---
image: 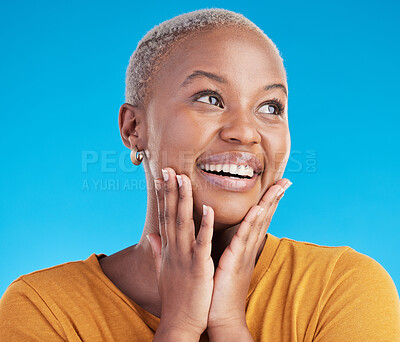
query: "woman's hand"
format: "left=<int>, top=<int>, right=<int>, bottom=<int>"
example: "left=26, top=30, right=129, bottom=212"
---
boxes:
left=147, top=167, right=215, bottom=340
left=207, top=178, right=292, bottom=335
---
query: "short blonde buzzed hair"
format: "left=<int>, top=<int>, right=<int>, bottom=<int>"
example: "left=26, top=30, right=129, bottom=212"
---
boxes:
left=125, top=8, right=282, bottom=108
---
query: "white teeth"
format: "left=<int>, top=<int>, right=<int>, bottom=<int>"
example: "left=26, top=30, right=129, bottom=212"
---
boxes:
left=199, top=163, right=255, bottom=177
left=237, top=165, right=246, bottom=176
left=229, top=164, right=238, bottom=174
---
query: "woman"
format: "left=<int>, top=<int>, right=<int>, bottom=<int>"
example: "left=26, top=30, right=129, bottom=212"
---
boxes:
left=1, top=8, right=399, bottom=342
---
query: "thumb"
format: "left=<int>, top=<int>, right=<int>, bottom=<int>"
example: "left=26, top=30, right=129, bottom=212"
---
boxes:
left=146, top=234, right=162, bottom=279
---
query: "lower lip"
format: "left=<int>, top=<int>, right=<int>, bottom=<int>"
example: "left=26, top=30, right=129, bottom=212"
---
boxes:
left=196, top=166, right=259, bottom=192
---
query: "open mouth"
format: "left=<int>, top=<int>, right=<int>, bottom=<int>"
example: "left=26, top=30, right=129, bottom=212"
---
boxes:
left=197, top=164, right=255, bottom=179
left=196, top=163, right=260, bottom=191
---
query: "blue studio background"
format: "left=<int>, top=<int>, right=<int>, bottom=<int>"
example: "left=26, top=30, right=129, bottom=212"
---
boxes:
left=1, top=0, right=399, bottom=295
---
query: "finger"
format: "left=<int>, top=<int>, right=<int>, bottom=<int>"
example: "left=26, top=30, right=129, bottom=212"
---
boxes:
left=175, top=174, right=196, bottom=254
left=234, top=181, right=290, bottom=257
left=147, top=234, right=162, bottom=282
left=257, top=179, right=289, bottom=209
left=194, top=205, right=214, bottom=263
left=154, top=178, right=167, bottom=248
left=162, top=168, right=179, bottom=247
left=230, top=180, right=293, bottom=264
left=235, top=205, right=264, bottom=246
left=252, top=180, right=292, bottom=248
left=230, top=205, right=264, bottom=257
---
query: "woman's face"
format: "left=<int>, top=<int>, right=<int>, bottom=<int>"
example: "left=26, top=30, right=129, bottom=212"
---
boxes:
left=143, top=26, right=290, bottom=229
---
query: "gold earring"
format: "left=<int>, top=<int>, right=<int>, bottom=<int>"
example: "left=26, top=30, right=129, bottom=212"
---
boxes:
left=130, top=146, right=144, bottom=165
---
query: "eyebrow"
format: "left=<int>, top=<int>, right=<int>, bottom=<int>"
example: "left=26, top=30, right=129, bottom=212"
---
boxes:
left=180, top=70, right=227, bottom=87
left=180, top=69, right=288, bottom=97
left=264, top=83, right=288, bottom=97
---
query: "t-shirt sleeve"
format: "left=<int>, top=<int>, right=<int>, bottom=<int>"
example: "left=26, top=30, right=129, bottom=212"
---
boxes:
left=313, top=248, right=400, bottom=342
left=0, top=278, right=66, bottom=341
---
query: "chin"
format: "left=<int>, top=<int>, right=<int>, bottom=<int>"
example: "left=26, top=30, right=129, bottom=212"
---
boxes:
left=212, top=217, right=243, bottom=231
left=195, top=197, right=253, bottom=228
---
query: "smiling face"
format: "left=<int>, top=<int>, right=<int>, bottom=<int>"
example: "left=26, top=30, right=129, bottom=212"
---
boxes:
left=142, top=25, right=290, bottom=229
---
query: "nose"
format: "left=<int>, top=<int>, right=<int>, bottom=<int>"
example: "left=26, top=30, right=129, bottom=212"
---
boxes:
left=219, top=108, right=261, bottom=145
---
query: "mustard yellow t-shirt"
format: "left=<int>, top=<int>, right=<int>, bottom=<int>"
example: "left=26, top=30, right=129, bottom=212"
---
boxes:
left=1, top=233, right=399, bottom=341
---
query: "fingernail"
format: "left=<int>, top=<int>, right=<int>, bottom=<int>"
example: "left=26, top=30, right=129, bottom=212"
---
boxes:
left=146, top=234, right=150, bottom=243
left=162, top=168, right=169, bottom=181
left=203, top=204, right=208, bottom=216
left=257, top=207, right=265, bottom=216
left=176, top=174, right=183, bottom=187
left=276, top=187, right=285, bottom=199
left=283, top=181, right=292, bottom=191
left=154, top=179, right=161, bottom=191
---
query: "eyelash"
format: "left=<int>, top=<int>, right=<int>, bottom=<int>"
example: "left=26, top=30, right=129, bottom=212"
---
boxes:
left=192, top=89, right=225, bottom=108
left=192, top=89, right=285, bottom=115
left=261, top=97, right=285, bottom=116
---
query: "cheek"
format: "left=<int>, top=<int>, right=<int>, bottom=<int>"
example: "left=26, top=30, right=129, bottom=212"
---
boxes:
left=262, top=126, right=291, bottom=175
left=154, top=114, right=209, bottom=171
left=164, top=116, right=200, bottom=147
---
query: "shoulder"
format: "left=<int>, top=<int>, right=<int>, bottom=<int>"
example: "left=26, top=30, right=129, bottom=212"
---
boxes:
left=274, top=236, right=354, bottom=274
left=273, top=236, right=400, bottom=340
left=316, top=248, right=400, bottom=340
left=277, top=236, right=387, bottom=271
left=276, top=236, right=398, bottom=297
left=317, top=246, right=400, bottom=313
left=326, top=246, right=396, bottom=287
left=8, top=255, right=95, bottom=291
left=1, top=253, right=104, bottom=308
left=0, top=254, right=103, bottom=330
left=0, top=261, right=88, bottom=341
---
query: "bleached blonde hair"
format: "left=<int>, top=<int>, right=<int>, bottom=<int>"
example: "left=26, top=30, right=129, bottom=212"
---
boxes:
left=125, top=8, right=282, bottom=108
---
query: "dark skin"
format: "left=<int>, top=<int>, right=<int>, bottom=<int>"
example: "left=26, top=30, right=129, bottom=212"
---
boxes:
left=100, top=26, right=291, bottom=341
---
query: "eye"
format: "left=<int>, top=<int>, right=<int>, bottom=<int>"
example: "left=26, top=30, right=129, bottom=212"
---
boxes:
left=193, top=89, right=224, bottom=109
left=259, top=104, right=279, bottom=114
left=258, top=99, right=285, bottom=116
left=197, top=95, right=221, bottom=106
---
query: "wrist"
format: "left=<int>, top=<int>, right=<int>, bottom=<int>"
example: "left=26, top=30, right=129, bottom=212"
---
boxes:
left=207, top=323, right=252, bottom=342
left=207, top=314, right=247, bottom=332
left=154, top=323, right=202, bottom=342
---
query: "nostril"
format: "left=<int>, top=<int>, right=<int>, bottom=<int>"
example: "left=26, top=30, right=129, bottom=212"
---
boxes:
left=219, top=122, right=262, bottom=145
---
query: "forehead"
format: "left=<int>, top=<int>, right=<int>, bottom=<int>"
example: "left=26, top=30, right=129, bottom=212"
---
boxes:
left=151, top=26, right=287, bottom=95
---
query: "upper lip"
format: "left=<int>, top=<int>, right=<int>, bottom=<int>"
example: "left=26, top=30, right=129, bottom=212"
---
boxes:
left=196, top=151, right=264, bottom=174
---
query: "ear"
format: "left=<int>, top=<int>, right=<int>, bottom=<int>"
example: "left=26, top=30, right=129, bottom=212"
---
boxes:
left=118, top=103, right=146, bottom=150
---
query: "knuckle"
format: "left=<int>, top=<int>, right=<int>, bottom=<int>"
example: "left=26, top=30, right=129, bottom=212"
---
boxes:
left=164, top=210, right=171, bottom=223
left=178, top=191, right=186, bottom=201
left=196, top=234, right=209, bottom=248
left=236, top=234, right=248, bottom=245
left=196, top=237, right=206, bottom=247
left=163, top=186, right=172, bottom=195
left=157, top=212, right=165, bottom=224
left=175, top=216, right=185, bottom=229
left=199, top=222, right=208, bottom=232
